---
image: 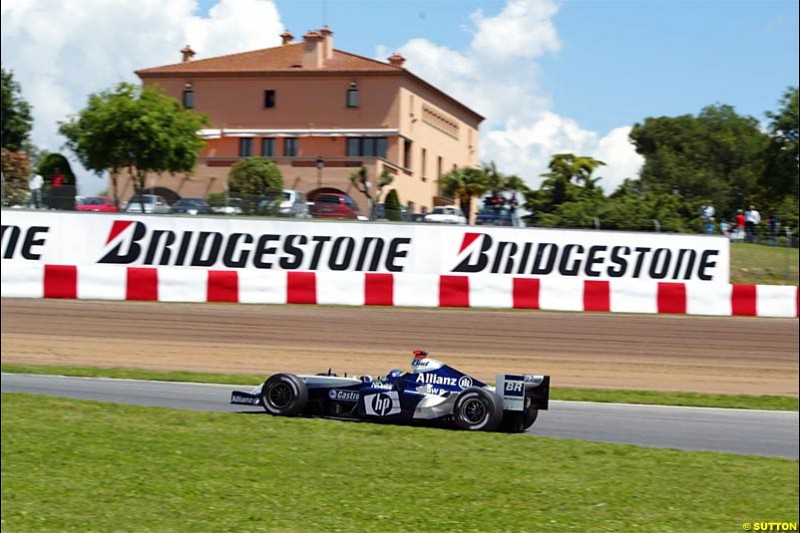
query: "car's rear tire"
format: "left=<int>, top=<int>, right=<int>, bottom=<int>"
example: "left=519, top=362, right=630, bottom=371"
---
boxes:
left=453, top=387, right=503, bottom=431
left=261, top=373, right=308, bottom=416
left=500, top=389, right=540, bottom=433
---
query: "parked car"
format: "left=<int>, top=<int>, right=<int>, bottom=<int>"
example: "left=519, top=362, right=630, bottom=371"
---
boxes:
left=424, top=206, right=467, bottom=225
left=475, top=206, right=520, bottom=227
left=170, top=197, right=211, bottom=215
left=75, top=196, right=118, bottom=212
left=258, top=189, right=310, bottom=218
left=211, top=198, right=243, bottom=216
left=122, top=194, right=171, bottom=214
left=310, top=193, right=360, bottom=219
left=374, top=203, right=409, bottom=221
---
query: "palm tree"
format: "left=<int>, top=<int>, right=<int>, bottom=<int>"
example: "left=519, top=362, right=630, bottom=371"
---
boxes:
left=545, top=153, right=605, bottom=187
left=440, top=166, right=489, bottom=223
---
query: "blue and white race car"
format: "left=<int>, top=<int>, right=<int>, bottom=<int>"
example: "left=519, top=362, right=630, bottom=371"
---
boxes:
left=231, top=351, right=550, bottom=432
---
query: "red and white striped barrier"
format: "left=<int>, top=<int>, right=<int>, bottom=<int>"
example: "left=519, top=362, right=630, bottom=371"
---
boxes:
left=2, top=263, right=796, bottom=317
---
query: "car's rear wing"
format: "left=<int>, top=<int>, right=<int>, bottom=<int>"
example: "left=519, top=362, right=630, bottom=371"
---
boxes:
left=496, top=374, right=550, bottom=411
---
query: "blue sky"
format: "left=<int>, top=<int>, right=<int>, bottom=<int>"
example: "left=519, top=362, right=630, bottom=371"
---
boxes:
left=250, top=0, right=799, bottom=131
left=2, top=0, right=798, bottom=193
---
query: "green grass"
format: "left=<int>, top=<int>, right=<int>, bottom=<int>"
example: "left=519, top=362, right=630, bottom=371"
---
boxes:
left=730, top=242, right=799, bottom=285
left=553, top=387, right=799, bottom=411
left=3, top=363, right=798, bottom=411
left=2, top=394, right=797, bottom=533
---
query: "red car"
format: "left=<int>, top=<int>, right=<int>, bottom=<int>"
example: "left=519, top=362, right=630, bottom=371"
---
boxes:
left=76, top=196, right=118, bottom=212
left=310, top=193, right=360, bottom=219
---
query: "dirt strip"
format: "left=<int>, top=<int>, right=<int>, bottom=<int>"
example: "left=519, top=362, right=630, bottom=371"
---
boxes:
left=1, top=298, right=797, bottom=395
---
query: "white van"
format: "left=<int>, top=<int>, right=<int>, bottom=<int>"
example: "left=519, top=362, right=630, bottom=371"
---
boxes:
left=123, top=194, right=170, bottom=214
left=279, top=190, right=309, bottom=218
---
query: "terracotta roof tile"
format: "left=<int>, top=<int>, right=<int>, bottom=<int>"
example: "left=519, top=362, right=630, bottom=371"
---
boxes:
left=136, top=43, right=398, bottom=75
left=135, top=42, right=484, bottom=122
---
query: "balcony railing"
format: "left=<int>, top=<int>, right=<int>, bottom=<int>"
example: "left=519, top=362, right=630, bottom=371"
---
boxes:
left=198, top=155, right=409, bottom=174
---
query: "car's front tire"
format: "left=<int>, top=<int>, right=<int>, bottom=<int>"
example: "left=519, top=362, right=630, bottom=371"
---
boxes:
left=453, top=387, right=503, bottom=431
left=261, top=373, right=308, bottom=416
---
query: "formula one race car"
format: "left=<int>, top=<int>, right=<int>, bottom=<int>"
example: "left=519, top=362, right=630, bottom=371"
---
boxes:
left=231, top=351, right=550, bottom=433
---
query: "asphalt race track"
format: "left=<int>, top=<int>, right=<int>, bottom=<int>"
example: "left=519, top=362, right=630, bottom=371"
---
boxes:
left=3, top=373, right=797, bottom=459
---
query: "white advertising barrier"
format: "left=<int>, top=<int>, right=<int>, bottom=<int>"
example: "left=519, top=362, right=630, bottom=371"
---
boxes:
left=2, top=210, right=729, bottom=283
left=2, top=211, right=795, bottom=317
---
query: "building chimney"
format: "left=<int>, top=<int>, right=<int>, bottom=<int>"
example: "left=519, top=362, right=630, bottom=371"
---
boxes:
left=280, top=30, right=294, bottom=45
left=302, top=30, right=324, bottom=68
left=320, top=26, right=334, bottom=60
left=388, top=53, right=405, bottom=68
left=181, top=45, right=196, bottom=63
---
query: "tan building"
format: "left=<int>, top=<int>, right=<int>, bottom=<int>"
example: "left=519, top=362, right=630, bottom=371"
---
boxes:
left=120, top=27, right=483, bottom=214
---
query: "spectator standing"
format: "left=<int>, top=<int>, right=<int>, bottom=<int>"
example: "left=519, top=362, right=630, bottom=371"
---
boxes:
left=49, top=168, right=67, bottom=210
left=28, top=172, right=43, bottom=208
left=702, top=201, right=716, bottom=235
left=768, top=213, right=779, bottom=246
left=719, top=220, right=729, bottom=238
left=734, top=210, right=746, bottom=242
left=52, top=170, right=64, bottom=188
left=745, top=205, right=761, bottom=243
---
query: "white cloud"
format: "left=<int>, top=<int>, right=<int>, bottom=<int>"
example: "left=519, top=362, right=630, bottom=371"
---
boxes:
left=386, top=0, right=643, bottom=192
left=592, top=126, right=644, bottom=190
left=2, top=0, right=643, bottom=195
left=470, top=0, right=561, bottom=60
left=1, top=0, right=283, bottom=194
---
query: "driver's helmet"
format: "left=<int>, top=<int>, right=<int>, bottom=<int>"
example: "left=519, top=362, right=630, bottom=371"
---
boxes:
left=384, top=369, right=403, bottom=383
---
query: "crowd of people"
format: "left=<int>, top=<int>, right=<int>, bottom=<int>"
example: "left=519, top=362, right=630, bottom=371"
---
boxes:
left=26, top=169, right=66, bottom=209
left=701, top=201, right=780, bottom=245
left=484, top=191, right=518, bottom=211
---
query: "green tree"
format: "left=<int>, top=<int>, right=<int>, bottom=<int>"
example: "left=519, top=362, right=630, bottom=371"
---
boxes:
left=228, top=157, right=283, bottom=215
left=59, top=82, right=208, bottom=209
left=763, top=86, right=799, bottom=203
left=524, top=154, right=606, bottom=227
left=1, top=149, right=31, bottom=205
left=228, top=157, right=283, bottom=195
left=604, top=187, right=696, bottom=233
left=629, top=104, right=769, bottom=217
left=440, top=166, right=489, bottom=223
left=480, top=160, right=529, bottom=208
left=349, top=166, right=394, bottom=220
left=1, top=67, right=33, bottom=151
left=383, top=188, right=402, bottom=221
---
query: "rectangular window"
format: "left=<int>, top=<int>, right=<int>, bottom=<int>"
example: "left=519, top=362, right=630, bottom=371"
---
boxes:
left=182, top=91, right=194, bottom=109
left=284, top=137, right=298, bottom=157
left=346, top=89, right=359, bottom=108
left=346, top=138, right=360, bottom=157
left=421, top=148, right=427, bottom=179
left=437, top=156, right=443, bottom=178
left=264, top=90, right=275, bottom=108
left=403, top=139, right=412, bottom=169
left=345, top=137, right=387, bottom=158
left=376, top=138, right=387, bottom=159
left=239, top=138, right=253, bottom=157
left=261, top=138, right=275, bottom=157
left=363, top=138, right=376, bottom=157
